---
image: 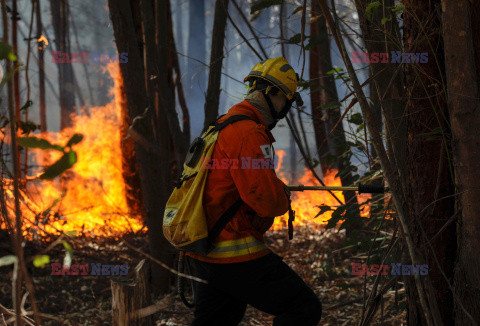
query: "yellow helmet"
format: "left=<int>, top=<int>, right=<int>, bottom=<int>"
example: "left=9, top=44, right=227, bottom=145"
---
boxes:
left=244, top=57, right=299, bottom=100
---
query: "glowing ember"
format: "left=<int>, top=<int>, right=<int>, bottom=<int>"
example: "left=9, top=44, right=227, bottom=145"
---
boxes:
left=2, top=63, right=142, bottom=239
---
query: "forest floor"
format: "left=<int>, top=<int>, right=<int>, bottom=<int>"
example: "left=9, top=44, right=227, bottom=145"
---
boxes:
left=0, top=226, right=406, bottom=325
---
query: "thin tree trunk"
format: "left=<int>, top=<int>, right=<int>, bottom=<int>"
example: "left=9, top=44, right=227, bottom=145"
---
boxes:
left=50, top=0, right=76, bottom=130
left=1, top=2, right=21, bottom=323
left=279, top=1, right=297, bottom=183
left=11, top=0, right=21, bottom=179
left=2, top=3, right=41, bottom=323
left=311, top=0, right=361, bottom=235
left=354, top=0, right=404, bottom=179
left=400, top=0, right=456, bottom=324
left=24, top=1, right=36, bottom=177
left=167, top=0, right=190, bottom=147
left=310, top=0, right=332, bottom=177
left=36, top=0, right=46, bottom=133
left=442, top=0, right=480, bottom=324
left=71, top=13, right=94, bottom=106
left=203, top=0, right=229, bottom=129
left=187, top=0, right=206, bottom=135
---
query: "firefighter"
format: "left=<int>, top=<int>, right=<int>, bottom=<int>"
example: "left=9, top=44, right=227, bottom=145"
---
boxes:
left=186, top=57, right=322, bottom=325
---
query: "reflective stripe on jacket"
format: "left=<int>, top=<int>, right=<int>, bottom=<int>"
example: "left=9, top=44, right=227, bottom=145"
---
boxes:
left=186, top=101, right=290, bottom=263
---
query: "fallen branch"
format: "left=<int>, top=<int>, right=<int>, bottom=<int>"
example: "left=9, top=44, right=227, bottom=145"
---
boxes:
left=122, top=241, right=207, bottom=284
left=0, top=303, right=35, bottom=326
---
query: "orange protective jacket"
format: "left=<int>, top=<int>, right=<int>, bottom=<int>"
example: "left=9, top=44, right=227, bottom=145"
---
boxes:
left=186, top=101, right=290, bottom=263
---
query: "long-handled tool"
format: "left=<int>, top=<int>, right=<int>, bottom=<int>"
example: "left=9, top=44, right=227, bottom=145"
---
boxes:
left=285, top=184, right=387, bottom=240
left=287, top=184, right=388, bottom=194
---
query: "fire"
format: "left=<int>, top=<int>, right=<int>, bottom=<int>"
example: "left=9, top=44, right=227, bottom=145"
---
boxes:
left=37, top=35, right=48, bottom=50
left=1, top=63, right=142, bottom=239
left=272, top=150, right=370, bottom=230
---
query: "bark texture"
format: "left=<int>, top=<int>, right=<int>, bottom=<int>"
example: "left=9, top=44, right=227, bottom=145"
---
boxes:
left=402, top=0, right=456, bottom=324
left=311, top=0, right=361, bottom=235
left=108, top=0, right=181, bottom=293
left=203, top=0, right=229, bottom=129
left=442, top=0, right=480, bottom=324
left=50, top=0, right=76, bottom=130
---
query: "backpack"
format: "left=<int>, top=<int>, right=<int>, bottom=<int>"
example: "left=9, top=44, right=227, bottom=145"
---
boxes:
left=163, top=115, right=255, bottom=255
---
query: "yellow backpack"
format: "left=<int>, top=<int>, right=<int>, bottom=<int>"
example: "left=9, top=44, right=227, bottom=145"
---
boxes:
left=163, top=115, right=254, bottom=255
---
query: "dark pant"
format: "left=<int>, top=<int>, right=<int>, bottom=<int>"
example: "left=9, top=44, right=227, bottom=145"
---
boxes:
left=186, top=253, right=322, bottom=326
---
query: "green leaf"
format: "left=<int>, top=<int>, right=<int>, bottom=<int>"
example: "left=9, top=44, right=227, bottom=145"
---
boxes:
left=40, top=151, right=77, bottom=180
left=326, top=206, right=347, bottom=229
left=65, top=133, right=84, bottom=147
left=17, top=121, right=41, bottom=135
left=314, top=205, right=332, bottom=218
left=381, top=16, right=392, bottom=25
left=327, top=68, right=344, bottom=75
left=392, top=4, right=405, bottom=13
left=319, top=101, right=341, bottom=110
left=18, top=136, right=64, bottom=151
left=66, top=230, right=77, bottom=236
left=349, top=113, right=363, bottom=125
left=0, top=42, right=15, bottom=61
left=366, top=1, right=381, bottom=19
left=33, top=255, right=50, bottom=268
left=286, top=33, right=303, bottom=44
left=0, top=255, right=17, bottom=267
left=20, top=100, right=33, bottom=113
left=298, top=80, right=314, bottom=89
left=62, top=241, right=73, bottom=253
left=289, top=5, right=303, bottom=17
left=251, top=0, right=283, bottom=14
left=8, top=52, right=17, bottom=61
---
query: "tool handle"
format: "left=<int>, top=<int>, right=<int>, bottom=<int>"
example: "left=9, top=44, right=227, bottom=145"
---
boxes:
left=358, top=184, right=387, bottom=194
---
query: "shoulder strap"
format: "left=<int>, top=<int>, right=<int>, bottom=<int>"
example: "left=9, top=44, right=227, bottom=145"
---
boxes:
left=213, top=114, right=255, bottom=132
left=208, top=197, right=244, bottom=245
left=205, top=115, right=255, bottom=246
left=206, top=114, right=256, bottom=135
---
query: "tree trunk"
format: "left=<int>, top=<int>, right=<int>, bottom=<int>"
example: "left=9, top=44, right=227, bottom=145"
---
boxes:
left=108, top=0, right=178, bottom=294
left=118, top=74, right=145, bottom=220
left=187, top=0, right=206, bottom=136
left=402, top=0, right=456, bottom=324
left=354, top=0, right=405, bottom=181
left=203, top=0, right=229, bottom=129
left=36, top=0, right=46, bottom=133
left=11, top=0, right=20, bottom=123
left=311, top=0, right=361, bottom=235
left=50, top=0, right=76, bottom=130
left=111, top=259, right=152, bottom=326
left=167, top=0, right=190, bottom=147
left=279, top=1, right=297, bottom=183
left=11, top=0, right=22, bottom=178
left=442, top=0, right=480, bottom=324
left=310, top=0, right=333, bottom=177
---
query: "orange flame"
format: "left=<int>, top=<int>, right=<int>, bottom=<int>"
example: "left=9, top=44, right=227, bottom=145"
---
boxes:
left=37, top=35, right=48, bottom=50
left=1, top=63, right=142, bottom=239
left=272, top=150, right=370, bottom=230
